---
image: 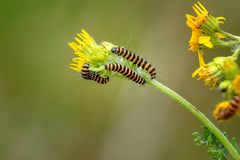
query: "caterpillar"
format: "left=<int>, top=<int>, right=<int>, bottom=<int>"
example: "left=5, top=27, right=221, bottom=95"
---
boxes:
left=89, top=72, right=109, bottom=84
left=81, top=63, right=109, bottom=84
left=105, top=63, right=145, bottom=85
left=111, top=47, right=156, bottom=79
left=81, top=63, right=91, bottom=79
left=214, top=96, right=240, bottom=121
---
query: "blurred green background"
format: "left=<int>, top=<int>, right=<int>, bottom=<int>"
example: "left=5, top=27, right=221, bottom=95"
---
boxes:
left=1, top=0, right=240, bottom=159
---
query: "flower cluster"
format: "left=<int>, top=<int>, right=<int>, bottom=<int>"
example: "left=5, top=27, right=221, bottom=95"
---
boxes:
left=186, top=2, right=240, bottom=121
left=186, top=2, right=225, bottom=66
left=68, top=29, right=155, bottom=85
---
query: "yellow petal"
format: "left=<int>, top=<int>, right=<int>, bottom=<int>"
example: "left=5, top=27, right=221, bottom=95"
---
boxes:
left=192, top=5, right=201, bottom=16
left=69, top=66, right=81, bottom=72
left=197, top=2, right=208, bottom=12
left=194, top=3, right=204, bottom=14
left=197, top=49, right=206, bottom=66
left=199, top=36, right=213, bottom=48
left=216, top=17, right=226, bottom=21
left=186, top=14, right=196, bottom=29
left=81, top=29, right=91, bottom=39
left=68, top=42, right=80, bottom=51
left=215, top=32, right=225, bottom=39
left=75, top=38, right=82, bottom=44
left=192, top=67, right=202, bottom=78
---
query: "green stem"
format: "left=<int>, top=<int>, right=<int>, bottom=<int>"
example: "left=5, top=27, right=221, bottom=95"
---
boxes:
left=231, top=47, right=240, bottom=61
left=220, top=30, right=240, bottom=41
left=216, top=40, right=240, bottom=48
left=148, top=79, right=240, bottom=160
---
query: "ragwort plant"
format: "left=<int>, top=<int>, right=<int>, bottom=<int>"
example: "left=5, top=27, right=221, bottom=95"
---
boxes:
left=68, top=2, right=240, bottom=160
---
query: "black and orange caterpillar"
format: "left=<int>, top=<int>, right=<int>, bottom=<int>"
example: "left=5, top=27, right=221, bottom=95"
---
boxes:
left=111, top=47, right=156, bottom=79
left=105, top=63, right=145, bottom=85
left=214, top=96, right=240, bottom=121
left=81, top=63, right=109, bottom=84
left=81, top=63, right=91, bottom=79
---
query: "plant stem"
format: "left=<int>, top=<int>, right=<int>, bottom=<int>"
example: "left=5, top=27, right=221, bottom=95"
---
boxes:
left=217, top=40, right=240, bottom=48
left=220, top=30, right=240, bottom=41
left=231, top=47, right=240, bottom=61
left=148, top=79, right=240, bottom=160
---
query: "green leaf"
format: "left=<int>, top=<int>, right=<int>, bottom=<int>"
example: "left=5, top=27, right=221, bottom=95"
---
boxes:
left=193, top=126, right=230, bottom=160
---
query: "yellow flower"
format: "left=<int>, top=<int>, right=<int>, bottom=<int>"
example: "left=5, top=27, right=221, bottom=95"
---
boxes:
left=233, top=75, right=240, bottom=95
left=192, top=64, right=220, bottom=88
left=188, top=29, right=213, bottom=52
left=186, top=2, right=225, bottom=53
left=192, top=55, right=240, bottom=88
left=68, top=29, right=96, bottom=53
left=191, top=2, right=208, bottom=28
left=68, top=29, right=112, bottom=72
left=186, top=2, right=225, bottom=33
left=192, top=52, right=223, bottom=88
left=68, top=29, right=96, bottom=72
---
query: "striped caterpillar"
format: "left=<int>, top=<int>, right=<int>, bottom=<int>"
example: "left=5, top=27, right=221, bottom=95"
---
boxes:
left=214, top=96, right=240, bottom=121
left=81, top=63, right=109, bottom=84
left=105, top=63, right=145, bottom=85
left=111, top=47, right=156, bottom=79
